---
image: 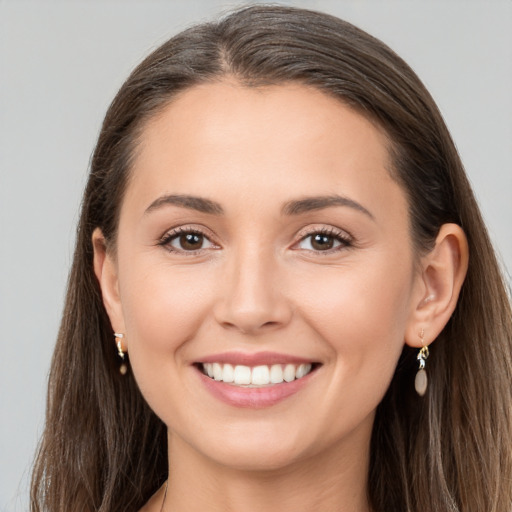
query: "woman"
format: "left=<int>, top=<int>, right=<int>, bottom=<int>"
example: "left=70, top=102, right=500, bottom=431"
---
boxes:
left=31, top=5, right=512, bottom=512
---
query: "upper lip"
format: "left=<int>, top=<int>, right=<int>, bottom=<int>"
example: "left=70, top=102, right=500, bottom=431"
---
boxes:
left=197, top=351, right=318, bottom=366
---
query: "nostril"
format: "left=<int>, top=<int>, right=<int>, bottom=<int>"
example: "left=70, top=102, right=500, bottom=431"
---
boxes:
left=213, top=288, right=293, bottom=334
left=222, top=319, right=283, bottom=335
left=261, top=321, right=281, bottom=329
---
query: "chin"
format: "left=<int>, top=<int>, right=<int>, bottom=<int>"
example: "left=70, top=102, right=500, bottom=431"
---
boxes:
left=178, top=423, right=313, bottom=473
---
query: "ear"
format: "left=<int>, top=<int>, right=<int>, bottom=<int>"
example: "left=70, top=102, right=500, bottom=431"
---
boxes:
left=92, top=228, right=126, bottom=344
left=405, top=223, right=469, bottom=348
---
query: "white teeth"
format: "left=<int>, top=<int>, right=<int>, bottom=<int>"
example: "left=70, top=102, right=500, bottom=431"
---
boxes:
left=296, top=363, right=312, bottom=379
left=251, top=365, right=270, bottom=385
left=222, top=363, right=234, bottom=383
left=201, top=362, right=314, bottom=386
left=233, top=365, right=251, bottom=385
left=213, top=363, right=222, bottom=381
left=270, top=364, right=284, bottom=383
left=283, top=364, right=296, bottom=382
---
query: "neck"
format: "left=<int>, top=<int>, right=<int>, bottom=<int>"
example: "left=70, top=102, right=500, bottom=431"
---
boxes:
left=162, top=427, right=372, bottom=512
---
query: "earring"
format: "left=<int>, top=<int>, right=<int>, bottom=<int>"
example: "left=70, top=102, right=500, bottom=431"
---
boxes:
left=114, top=333, right=128, bottom=375
left=415, top=328, right=429, bottom=396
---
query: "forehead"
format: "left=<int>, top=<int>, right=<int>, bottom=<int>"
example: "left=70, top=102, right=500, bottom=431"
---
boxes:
left=124, top=81, right=405, bottom=221
left=139, top=81, right=391, bottom=163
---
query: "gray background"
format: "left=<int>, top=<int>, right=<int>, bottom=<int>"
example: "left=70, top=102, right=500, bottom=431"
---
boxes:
left=1, top=1, right=511, bottom=510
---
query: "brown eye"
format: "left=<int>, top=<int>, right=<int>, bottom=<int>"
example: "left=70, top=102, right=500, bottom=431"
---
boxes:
left=311, top=233, right=334, bottom=250
left=179, top=233, right=204, bottom=250
left=296, top=230, right=351, bottom=252
left=163, top=230, right=215, bottom=252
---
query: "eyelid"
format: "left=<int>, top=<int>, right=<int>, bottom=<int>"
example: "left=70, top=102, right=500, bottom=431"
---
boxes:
left=295, top=224, right=353, bottom=241
left=292, top=225, right=354, bottom=253
left=157, top=224, right=220, bottom=253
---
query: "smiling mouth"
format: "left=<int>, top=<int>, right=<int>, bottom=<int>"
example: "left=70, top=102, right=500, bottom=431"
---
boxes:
left=199, top=362, right=318, bottom=387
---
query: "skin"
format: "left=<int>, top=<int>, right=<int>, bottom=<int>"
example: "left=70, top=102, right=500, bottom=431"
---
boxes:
left=93, top=82, right=468, bottom=512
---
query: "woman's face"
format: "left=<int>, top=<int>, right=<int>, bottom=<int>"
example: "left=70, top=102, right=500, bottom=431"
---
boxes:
left=104, top=82, right=423, bottom=471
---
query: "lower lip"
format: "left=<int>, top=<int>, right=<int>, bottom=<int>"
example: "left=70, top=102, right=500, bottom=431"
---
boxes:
left=197, top=368, right=316, bottom=408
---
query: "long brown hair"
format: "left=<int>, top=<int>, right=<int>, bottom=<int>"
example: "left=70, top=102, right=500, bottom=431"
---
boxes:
left=31, top=5, right=512, bottom=511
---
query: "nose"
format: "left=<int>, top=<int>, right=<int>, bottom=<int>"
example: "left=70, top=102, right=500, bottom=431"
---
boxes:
left=213, top=245, right=293, bottom=335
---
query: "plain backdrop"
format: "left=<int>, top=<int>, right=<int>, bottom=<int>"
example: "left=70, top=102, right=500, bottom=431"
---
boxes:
left=1, top=1, right=511, bottom=510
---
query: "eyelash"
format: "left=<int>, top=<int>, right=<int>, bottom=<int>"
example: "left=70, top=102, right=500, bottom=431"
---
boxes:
left=294, top=227, right=353, bottom=254
left=158, top=226, right=217, bottom=255
left=157, top=226, right=353, bottom=255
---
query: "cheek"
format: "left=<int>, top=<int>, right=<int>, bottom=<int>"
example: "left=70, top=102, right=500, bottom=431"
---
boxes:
left=116, top=258, right=220, bottom=421
left=119, top=260, right=215, bottom=361
left=295, top=259, right=414, bottom=390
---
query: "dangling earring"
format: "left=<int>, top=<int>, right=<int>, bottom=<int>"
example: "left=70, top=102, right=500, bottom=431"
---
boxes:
left=114, top=333, right=128, bottom=375
left=415, top=328, right=429, bottom=396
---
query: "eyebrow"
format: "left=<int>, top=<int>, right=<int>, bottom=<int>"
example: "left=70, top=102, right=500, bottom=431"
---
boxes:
left=281, top=194, right=374, bottom=219
left=144, top=194, right=224, bottom=215
left=144, top=193, right=373, bottom=219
